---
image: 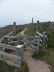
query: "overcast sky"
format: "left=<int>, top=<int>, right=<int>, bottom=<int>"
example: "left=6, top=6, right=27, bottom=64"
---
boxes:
left=0, top=0, right=54, bottom=27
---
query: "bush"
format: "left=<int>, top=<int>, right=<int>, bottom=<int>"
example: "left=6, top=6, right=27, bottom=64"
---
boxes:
left=15, top=62, right=29, bottom=72
left=47, top=30, right=54, bottom=48
left=13, top=38, right=19, bottom=41
left=5, top=49, right=13, bottom=53
left=32, top=50, right=46, bottom=60
left=0, top=61, right=29, bottom=72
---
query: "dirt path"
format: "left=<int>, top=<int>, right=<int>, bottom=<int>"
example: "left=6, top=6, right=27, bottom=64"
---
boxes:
left=4, top=28, right=50, bottom=72
left=23, top=48, right=50, bottom=72
left=22, top=28, right=50, bottom=72
left=20, top=27, right=27, bottom=35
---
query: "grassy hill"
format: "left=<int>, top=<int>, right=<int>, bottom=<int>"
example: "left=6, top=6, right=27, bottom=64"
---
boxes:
left=0, top=25, right=13, bottom=38
left=25, top=22, right=54, bottom=35
left=24, top=22, right=54, bottom=72
left=0, top=25, right=25, bottom=38
left=0, top=22, right=54, bottom=72
left=0, top=60, right=29, bottom=72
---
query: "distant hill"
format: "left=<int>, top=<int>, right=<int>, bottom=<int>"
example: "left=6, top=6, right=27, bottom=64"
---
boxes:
left=0, top=24, right=25, bottom=38
left=0, top=22, right=54, bottom=38
left=0, top=25, right=13, bottom=38
left=0, top=22, right=54, bottom=72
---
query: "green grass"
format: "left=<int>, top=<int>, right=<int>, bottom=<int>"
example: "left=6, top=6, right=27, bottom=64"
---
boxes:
left=32, top=48, right=54, bottom=72
left=24, top=25, right=36, bottom=36
left=24, top=22, right=54, bottom=72
left=16, top=25, right=25, bottom=35
left=32, top=30, right=54, bottom=72
left=50, top=67, right=54, bottom=72
left=0, top=25, right=13, bottom=38
left=0, top=25, right=25, bottom=39
left=0, top=60, right=29, bottom=72
left=15, top=61, right=29, bottom=72
left=12, top=38, right=19, bottom=41
left=0, top=60, right=15, bottom=72
left=39, top=22, right=51, bottom=31
left=47, top=30, right=54, bottom=48
left=4, top=49, right=13, bottom=53
left=0, top=22, right=54, bottom=72
left=32, top=48, right=54, bottom=66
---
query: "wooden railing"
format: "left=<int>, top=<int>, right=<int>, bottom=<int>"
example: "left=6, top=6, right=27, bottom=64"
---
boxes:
left=0, top=43, right=24, bottom=68
left=36, top=21, right=47, bottom=52
left=0, top=21, right=48, bottom=68
left=4, top=35, right=40, bottom=54
left=0, top=31, right=13, bottom=43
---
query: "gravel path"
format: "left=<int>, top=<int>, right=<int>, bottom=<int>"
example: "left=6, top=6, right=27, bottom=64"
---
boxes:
left=4, top=27, right=50, bottom=72
left=20, top=27, right=27, bottom=35
left=22, top=28, right=50, bottom=72
left=23, top=48, right=50, bottom=72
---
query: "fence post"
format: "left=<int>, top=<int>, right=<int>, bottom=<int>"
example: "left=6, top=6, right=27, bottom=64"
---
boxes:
left=19, top=34, right=24, bottom=45
left=0, top=48, right=3, bottom=60
left=42, top=32, right=47, bottom=52
left=13, top=22, right=16, bottom=36
left=19, top=34, right=21, bottom=44
left=36, top=21, right=39, bottom=32
left=4, top=36, right=8, bottom=44
left=36, top=38, right=40, bottom=54
left=16, top=45, right=24, bottom=67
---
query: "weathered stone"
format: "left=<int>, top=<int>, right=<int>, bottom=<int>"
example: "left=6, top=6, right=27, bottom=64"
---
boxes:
left=13, top=22, right=16, bottom=35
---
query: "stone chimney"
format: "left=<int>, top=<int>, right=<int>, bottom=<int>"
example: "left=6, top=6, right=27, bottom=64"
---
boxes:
left=13, top=22, right=16, bottom=36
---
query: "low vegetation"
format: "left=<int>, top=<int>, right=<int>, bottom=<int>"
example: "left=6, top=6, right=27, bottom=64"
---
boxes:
left=0, top=60, right=29, bottom=72
left=0, top=25, right=25, bottom=38
left=0, top=25, right=13, bottom=38
left=12, top=38, right=19, bottom=41
left=0, top=22, right=54, bottom=72
left=16, top=25, right=25, bottom=35
left=24, top=23, right=36, bottom=36
left=25, top=22, right=54, bottom=72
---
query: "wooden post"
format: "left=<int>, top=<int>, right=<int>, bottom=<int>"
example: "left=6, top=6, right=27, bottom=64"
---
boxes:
left=2, top=36, right=8, bottom=52
left=0, top=47, right=3, bottom=60
left=36, top=39, right=40, bottom=54
left=19, top=34, right=21, bottom=44
left=13, top=22, right=16, bottom=36
left=4, top=36, right=8, bottom=44
left=19, top=34, right=24, bottom=44
left=36, top=21, right=39, bottom=32
left=16, top=45, right=24, bottom=67
left=42, top=32, right=47, bottom=52
left=1, top=36, right=8, bottom=59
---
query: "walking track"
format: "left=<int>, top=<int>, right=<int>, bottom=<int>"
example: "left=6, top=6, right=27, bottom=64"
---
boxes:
left=21, top=28, right=50, bottom=72
left=4, top=28, right=50, bottom=72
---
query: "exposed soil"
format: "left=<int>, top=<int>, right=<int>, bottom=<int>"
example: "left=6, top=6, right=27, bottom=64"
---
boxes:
left=23, top=47, right=50, bottom=72
left=21, top=28, right=50, bottom=72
